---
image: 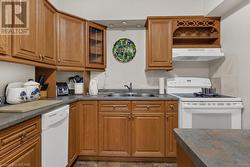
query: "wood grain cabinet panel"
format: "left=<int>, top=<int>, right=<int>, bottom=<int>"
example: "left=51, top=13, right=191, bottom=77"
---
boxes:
left=165, top=101, right=178, bottom=113
left=68, top=103, right=79, bottom=166
left=0, top=36, right=11, bottom=56
left=0, top=117, right=41, bottom=159
left=12, top=0, right=40, bottom=62
left=131, top=113, right=165, bottom=157
left=0, top=117, right=41, bottom=167
left=146, top=18, right=172, bottom=70
left=99, top=101, right=131, bottom=112
left=0, top=137, right=41, bottom=167
left=99, top=112, right=131, bottom=157
left=132, top=101, right=164, bottom=113
left=79, top=101, right=98, bottom=155
left=39, top=0, right=57, bottom=65
left=166, top=113, right=178, bottom=157
left=57, top=13, right=85, bottom=67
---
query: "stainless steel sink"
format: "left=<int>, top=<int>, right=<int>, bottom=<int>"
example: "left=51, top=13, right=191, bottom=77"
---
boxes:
left=106, top=93, right=157, bottom=97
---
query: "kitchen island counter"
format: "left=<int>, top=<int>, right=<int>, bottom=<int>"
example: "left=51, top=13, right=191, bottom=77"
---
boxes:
left=174, top=129, right=250, bottom=167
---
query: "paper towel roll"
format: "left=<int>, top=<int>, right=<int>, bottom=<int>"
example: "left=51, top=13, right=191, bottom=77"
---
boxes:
left=159, top=78, right=165, bottom=95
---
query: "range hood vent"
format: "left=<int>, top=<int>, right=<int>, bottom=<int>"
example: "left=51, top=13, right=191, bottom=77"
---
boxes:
left=172, top=48, right=224, bottom=62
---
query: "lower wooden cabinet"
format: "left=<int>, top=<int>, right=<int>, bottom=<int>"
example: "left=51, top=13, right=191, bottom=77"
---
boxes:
left=0, top=117, right=41, bottom=167
left=77, top=99, right=178, bottom=159
left=131, top=113, right=165, bottom=157
left=68, top=103, right=79, bottom=166
left=0, top=137, right=41, bottom=167
left=99, top=112, right=131, bottom=157
left=166, top=113, right=178, bottom=157
left=78, top=101, right=98, bottom=155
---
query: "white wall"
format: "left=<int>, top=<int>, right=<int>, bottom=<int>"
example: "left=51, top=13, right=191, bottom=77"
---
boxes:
left=91, top=30, right=209, bottom=89
left=0, top=62, right=35, bottom=96
left=56, top=0, right=204, bottom=20
left=209, top=2, right=250, bottom=129
left=204, top=0, right=224, bottom=15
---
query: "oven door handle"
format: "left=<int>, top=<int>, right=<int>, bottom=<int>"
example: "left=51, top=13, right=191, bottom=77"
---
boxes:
left=184, top=108, right=242, bottom=114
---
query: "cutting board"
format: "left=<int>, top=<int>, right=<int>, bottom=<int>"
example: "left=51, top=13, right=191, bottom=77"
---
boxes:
left=0, top=100, right=63, bottom=113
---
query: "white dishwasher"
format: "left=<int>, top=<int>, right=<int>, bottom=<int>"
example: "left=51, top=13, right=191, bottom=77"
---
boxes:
left=42, top=105, right=69, bottom=167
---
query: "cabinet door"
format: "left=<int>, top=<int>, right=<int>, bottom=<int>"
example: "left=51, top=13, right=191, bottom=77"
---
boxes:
left=86, top=22, right=106, bottom=69
left=99, top=112, right=131, bottom=157
left=12, top=0, right=40, bottom=62
left=166, top=113, right=178, bottom=157
left=39, top=0, right=56, bottom=65
left=79, top=101, right=98, bottom=155
left=131, top=113, right=165, bottom=157
left=147, top=19, right=172, bottom=70
left=0, top=36, right=11, bottom=56
left=57, top=13, right=84, bottom=67
left=68, top=103, right=78, bottom=166
left=0, top=137, right=41, bottom=167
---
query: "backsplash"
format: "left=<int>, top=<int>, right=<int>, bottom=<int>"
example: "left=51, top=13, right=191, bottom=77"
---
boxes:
left=0, top=62, right=35, bottom=96
left=91, top=29, right=210, bottom=89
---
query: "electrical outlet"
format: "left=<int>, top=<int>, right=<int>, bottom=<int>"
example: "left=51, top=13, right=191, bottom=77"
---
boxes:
left=0, top=97, right=4, bottom=105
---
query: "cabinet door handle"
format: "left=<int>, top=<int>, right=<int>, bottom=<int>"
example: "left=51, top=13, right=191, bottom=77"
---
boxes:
left=170, top=104, right=174, bottom=110
left=58, top=58, right=61, bottom=62
left=39, top=54, right=42, bottom=60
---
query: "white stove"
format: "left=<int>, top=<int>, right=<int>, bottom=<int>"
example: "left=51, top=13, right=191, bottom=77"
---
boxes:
left=167, top=77, right=243, bottom=129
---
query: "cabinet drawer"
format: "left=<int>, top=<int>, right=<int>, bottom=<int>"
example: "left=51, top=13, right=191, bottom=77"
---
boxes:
left=166, top=101, right=178, bottom=113
left=132, top=101, right=164, bottom=113
left=99, top=101, right=131, bottom=112
left=0, top=116, right=41, bottom=158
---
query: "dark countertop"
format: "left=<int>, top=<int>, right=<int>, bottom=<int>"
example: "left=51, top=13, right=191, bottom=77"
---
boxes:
left=174, top=129, right=250, bottom=167
left=0, top=93, right=178, bottom=131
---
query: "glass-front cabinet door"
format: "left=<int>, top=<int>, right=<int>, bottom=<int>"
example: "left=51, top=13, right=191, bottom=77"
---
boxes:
left=86, top=22, right=106, bottom=69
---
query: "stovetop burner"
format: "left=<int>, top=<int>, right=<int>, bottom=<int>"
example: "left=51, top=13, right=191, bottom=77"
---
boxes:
left=194, top=92, right=219, bottom=97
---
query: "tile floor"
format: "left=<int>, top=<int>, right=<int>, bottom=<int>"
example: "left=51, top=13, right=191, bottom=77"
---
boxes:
left=74, top=161, right=176, bottom=167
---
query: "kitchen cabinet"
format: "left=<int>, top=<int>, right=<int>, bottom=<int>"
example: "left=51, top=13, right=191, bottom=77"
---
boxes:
left=57, top=13, right=85, bottom=67
left=86, top=21, right=106, bottom=69
left=99, top=112, right=131, bottom=157
left=0, top=137, right=41, bottom=167
left=172, top=17, right=221, bottom=48
left=165, top=101, right=178, bottom=157
left=68, top=103, right=78, bottom=166
left=98, top=101, right=166, bottom=158
left=12, top=0, right=40, bottom=62
left=0, top=117, right=41, bottom=167
left=39, top=0, right=57, bottom=65
left=0, top=35, right=11, bottom=56
left=146, top=18, right=173, bottom=70
left=131, top=110, right=165, bottom=157
left=79, top=101, right=98, bottom=155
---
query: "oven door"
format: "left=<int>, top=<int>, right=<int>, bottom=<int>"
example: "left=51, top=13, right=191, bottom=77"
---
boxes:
left=180, top=102, right=242, bottom=129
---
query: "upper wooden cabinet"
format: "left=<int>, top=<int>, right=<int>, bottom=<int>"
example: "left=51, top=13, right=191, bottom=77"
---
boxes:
left=0, top=36, right=11, bottom=56
left=172, top=17, right=221, bottom=48
left=146, top=18, right=173, bottom=70
left=12, top=0, right=40, bottom=62
left=39, top=0, right=57, bottom=65
left=86, top=21, right=106, bottom=69
left=57, top=13, right=85, bottom=67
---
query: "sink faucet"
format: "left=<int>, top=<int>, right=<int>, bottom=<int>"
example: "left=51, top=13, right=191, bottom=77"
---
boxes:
left=124, top=83, right=133, bottom=93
